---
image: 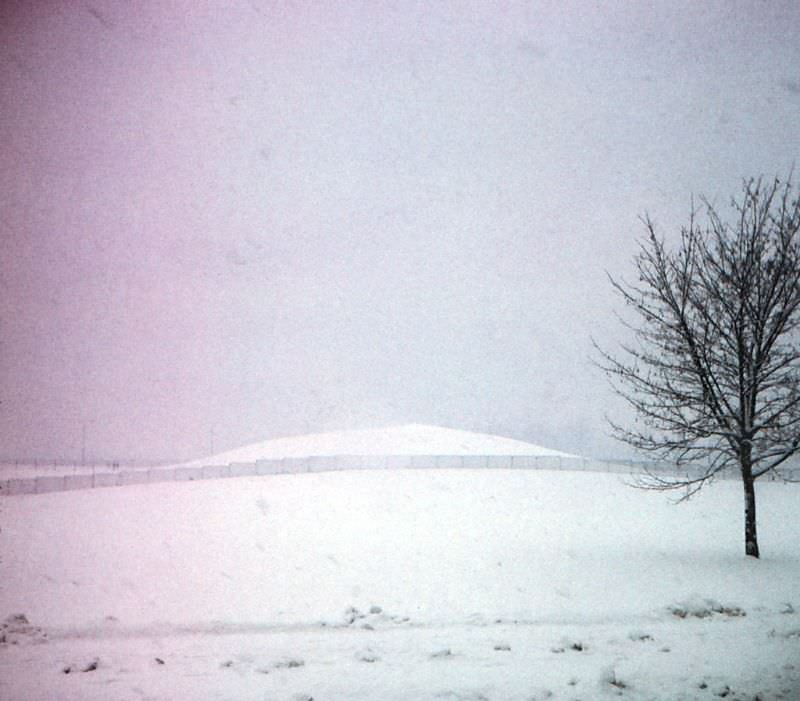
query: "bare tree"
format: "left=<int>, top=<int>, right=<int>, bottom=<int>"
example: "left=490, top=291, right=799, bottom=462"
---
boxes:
left=597, top=176, right=800, bottom=558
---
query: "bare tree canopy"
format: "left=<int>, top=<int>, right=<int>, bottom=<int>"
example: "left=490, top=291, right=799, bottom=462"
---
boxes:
left=598, top=176, right=800, bottom=558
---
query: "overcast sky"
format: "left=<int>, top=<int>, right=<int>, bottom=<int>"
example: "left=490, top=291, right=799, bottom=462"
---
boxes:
left=2, top=1, right=799, bottom=463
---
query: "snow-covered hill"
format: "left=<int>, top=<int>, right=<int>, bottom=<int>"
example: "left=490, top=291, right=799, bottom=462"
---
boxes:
left=185, top=423, right=577, bottom=467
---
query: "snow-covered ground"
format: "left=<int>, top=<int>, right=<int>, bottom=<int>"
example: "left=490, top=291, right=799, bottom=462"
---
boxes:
left=1, top=463, right=798, bottom=700
left=0, top=421, right=797, bottom=699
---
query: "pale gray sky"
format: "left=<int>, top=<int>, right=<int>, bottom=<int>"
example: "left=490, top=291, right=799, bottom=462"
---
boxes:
left=2, top=1, right=799, bottom=462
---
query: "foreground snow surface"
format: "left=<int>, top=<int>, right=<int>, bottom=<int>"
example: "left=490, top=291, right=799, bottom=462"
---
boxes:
left=1, top=468, right=798, bottom=700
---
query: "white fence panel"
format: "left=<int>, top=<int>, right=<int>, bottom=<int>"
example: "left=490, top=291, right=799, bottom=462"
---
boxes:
left=120, top=470, right=150, bottom=486
left=255, top=460, right=276, bottom=475
left=64, top=474, right=93, bottom=491
left=35, top=476, right=65, bottom=494
left=147, top=468, right=174, bottom=484
left=173, top=467, right=199, bottom=481
left=461, top=455, right=488, bottom=468
left=335, top=455, right=364, bottom=470
left=7, top=479, right=36, bottom=495
left=386, top=454, right=413, bottom=469
left=93, top=472, right=121, bottom=488
left=229, top=462, right=257, bottom=478
left=202, top=464, right=231, bottom=479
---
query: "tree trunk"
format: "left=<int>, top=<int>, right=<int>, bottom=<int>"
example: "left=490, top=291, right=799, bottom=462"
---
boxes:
left=741, top=452, right=760, bottom=558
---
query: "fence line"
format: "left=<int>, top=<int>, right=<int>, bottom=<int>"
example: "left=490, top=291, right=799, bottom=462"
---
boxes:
left=1, top=454, right=798, bottom=497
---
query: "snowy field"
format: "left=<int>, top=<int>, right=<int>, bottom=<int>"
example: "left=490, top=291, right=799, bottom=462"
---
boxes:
left=1, top=466, right=799, bottom=700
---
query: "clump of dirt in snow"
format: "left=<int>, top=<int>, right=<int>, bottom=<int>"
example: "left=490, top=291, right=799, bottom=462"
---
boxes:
left=434, top=692, right=488, bottom=701
left=550, top=638, right=587, bottom=653
left=273, top=657, right=305, bottom=669
left=600, top=665, right=628, bottom=693
left=250, top=657, right=305, bottom=674
left=342, top=605, right=410, bottom=628
left=62, top=657, right=100, bottom=674
left=430, top=648, right=454, bottom=659
left=668, top=597, right=746, bottom=619
left=768, top=627, right=800, bottom=640
left=0, top=614, right=47, bottom=646
left=628, top=630, right=654, bottom=642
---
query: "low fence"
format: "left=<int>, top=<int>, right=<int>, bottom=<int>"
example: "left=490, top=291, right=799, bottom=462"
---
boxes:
left=1, top=454, right=798, bottom=497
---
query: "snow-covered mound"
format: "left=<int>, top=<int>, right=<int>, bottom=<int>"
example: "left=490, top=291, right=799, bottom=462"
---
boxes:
left=186, top=424, right=577, bottom=467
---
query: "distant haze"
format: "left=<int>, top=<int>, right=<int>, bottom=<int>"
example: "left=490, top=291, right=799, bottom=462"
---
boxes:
left=2, top=2, right=799, bottom=462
